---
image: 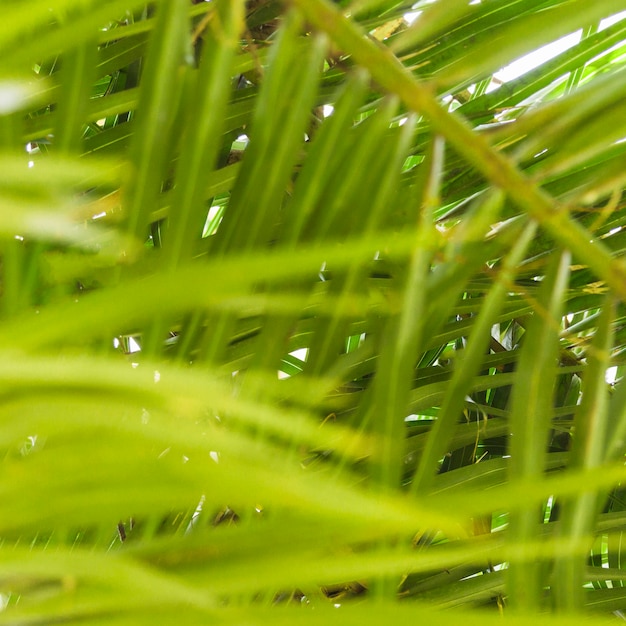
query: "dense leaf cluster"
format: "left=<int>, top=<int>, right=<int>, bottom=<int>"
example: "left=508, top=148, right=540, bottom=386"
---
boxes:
left=0, top=0, right=626, bottom=623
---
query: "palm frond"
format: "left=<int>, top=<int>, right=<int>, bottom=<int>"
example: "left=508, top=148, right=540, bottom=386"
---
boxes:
left=1, top=0, right=626, bottom=623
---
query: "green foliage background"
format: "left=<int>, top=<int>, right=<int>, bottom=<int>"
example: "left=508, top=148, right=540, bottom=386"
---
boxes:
left=1, top=0, right=626, bottom=622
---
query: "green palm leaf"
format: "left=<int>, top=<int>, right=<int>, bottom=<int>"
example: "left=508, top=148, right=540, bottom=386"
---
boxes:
left=1, top=0, right=626, bottom=622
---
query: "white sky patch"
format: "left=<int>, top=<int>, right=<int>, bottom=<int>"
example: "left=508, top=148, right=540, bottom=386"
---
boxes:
left=278, top=348, right=308, bottom=379
left=207, top=205, right=221, bottom=221
left=488, top=10, right=626, bottom=87
left=404, top=11, right=421, bottom=25
left=606, top=366, right=618, bottom=385
left=493, top=30, right=582, bottom=84
left=599, top=11, right=626, bottom=30
left=291, top=348, right=308, bottom=361
left=203, top=204, right=224, bottom=238
left=403, top=7, right=626, bottom=90
left=323, top=104, right=334, bottom=117
left=128, top=336, right=141, bottom=353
